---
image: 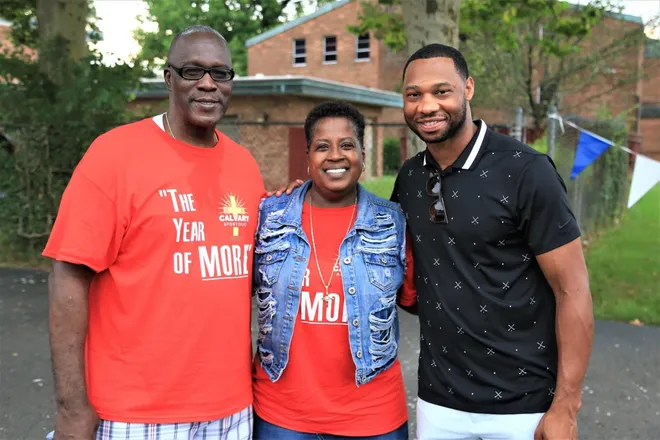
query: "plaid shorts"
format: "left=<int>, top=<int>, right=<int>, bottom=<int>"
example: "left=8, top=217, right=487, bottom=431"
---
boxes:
left=47, top=405, right=253, bottom=440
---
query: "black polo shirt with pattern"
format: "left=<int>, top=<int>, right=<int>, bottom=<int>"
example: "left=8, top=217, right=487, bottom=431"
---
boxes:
left=391, top=119, right=581, bottom=414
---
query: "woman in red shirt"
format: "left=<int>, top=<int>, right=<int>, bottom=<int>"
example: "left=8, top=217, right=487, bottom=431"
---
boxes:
left=251, top=101, right=410, bottom=439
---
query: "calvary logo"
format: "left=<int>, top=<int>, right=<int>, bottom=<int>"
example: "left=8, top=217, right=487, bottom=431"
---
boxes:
left=218, top=194, right=250, bottom=237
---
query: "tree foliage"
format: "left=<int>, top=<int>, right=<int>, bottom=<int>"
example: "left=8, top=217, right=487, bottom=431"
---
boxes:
left=351, top=0, right=648, bottom=128
left=0, top=0, right=39, bottom=48
left=348, top=1, right=406, bottom=52
left=0, top=0, right=103, bottom=50
left=0, top=1, right=141, bottom=255
left=135, top=0, right=320, bottom=76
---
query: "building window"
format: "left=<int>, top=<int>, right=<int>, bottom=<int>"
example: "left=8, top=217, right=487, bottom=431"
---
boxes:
left=293, top=38, right=306, bottom=66
left=324, top=36, right=337, bottom=63
left=355, top=33, right=370, bottom=61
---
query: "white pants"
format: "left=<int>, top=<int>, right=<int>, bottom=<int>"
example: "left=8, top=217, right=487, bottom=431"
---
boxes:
left=416, top=398, right=544, bottom=440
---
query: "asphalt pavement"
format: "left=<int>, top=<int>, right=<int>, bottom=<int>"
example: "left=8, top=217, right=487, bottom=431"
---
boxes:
left=0, top=267, right=658, bottom=439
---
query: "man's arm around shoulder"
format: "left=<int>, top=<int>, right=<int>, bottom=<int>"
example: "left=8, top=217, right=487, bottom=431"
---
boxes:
left=49, top=261, right=99, bottom=439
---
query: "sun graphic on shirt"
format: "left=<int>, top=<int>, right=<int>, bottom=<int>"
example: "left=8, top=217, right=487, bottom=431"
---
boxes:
left=218, top=194, right=250, bottom=237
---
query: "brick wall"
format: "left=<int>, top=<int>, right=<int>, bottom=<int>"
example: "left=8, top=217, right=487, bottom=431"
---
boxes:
left=640, top=118, right=660, bottom=161
left=378, top=44, right=408, bottom=92
left=560, top=16, right=644, bottom=120
left=247, top=0, right=399, bottom=91
left=642, top=58, right=660, bottom=105
left=471, top=105, right=516, bottom=127
left=379, top=106, right=406, bottom=140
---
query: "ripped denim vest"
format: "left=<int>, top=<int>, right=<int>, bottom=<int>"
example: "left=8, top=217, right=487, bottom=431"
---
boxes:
left=252, top=181, right=407, bottom=386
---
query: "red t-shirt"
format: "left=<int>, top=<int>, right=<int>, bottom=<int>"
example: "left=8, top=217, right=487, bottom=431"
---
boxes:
left=42, top=117, right=265, bottom=423
left=253, top=202, right=408, bottom=436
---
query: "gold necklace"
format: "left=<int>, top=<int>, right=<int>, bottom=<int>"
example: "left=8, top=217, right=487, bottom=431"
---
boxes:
left=164, top=112, right=218, bottom=143
left=308, top=190, right=357, bottom=303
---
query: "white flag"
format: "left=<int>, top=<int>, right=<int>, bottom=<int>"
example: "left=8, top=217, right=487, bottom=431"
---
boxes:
left=627, top=154, right=660, bottom=208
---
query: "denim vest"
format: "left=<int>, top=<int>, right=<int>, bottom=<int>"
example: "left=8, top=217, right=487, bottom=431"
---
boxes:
left=253, top=180, right=407, bottom=386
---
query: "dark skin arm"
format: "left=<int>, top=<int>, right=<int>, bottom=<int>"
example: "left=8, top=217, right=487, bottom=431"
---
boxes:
left=534, top=238, right=594, bottom=440
left=265, top=179, right=304, bottom=197
left=49, top=261, right=99, bottom=439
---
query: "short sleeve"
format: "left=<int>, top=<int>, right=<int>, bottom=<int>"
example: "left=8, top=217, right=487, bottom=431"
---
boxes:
left=516, top=155, right=581, bottom=255
left=42, top=138, right=127, bottom=273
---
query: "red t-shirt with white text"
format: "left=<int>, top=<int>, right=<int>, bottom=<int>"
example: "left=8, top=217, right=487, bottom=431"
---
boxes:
left=43, top=117, right=265, bottom=423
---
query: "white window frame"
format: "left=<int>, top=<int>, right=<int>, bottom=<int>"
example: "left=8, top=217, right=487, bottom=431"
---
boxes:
left=293, top=38, right=306, bottom=67
left=355, top=33, right=370, bottom=62
left=323, top=35, right=338, bottom=64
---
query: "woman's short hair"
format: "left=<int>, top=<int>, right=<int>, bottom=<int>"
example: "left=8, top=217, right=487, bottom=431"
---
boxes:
left=304, top=101, right=366, bottom=151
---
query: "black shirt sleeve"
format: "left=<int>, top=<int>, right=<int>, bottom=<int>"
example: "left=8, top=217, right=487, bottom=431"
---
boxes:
left=390, top=173, right=400, bottom=203
left=516, top=155, right=581, bottom=255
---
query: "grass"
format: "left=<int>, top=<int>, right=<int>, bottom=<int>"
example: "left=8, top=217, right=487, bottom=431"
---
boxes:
left=362, top=174, right=396, bottom=200
left=586, top=185, right=660, bottom=326
left=363, top=175, right=660, bottom=326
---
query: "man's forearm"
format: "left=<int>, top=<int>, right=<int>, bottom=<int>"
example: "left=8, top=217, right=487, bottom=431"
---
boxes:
left=552, top=287, right=594, bottom=414
left=48, top=261, right=94, bottom=408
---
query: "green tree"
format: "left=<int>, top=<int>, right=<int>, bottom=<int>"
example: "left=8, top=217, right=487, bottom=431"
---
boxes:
left=135, top=0, right=316, bottom=76
left=0, top=0, right=140, bottom=256
left=351, top=0, right=648, bottom=129
left=0, top=0, right=40, bottom=48
left=0, top=0, right=104, bottom=55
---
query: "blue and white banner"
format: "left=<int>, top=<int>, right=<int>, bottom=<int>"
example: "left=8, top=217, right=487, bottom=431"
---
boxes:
left=570, top=129, right=613, bottom=180
left=627, top=154, right=660, bottom=209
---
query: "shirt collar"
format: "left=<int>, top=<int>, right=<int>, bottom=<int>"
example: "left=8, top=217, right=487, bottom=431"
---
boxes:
left=422, top=119, right=489, bottom=171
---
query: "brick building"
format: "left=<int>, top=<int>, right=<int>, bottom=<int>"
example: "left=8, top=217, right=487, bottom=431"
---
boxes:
left=640, top=39, right=660, bottom=160
left=244, top=0, right=660, bottom=157
left=245, top=0, right=408, bottom=142
left=246, top=0, right=406, bottom=92
left=559, top=13, right=646, bottom=120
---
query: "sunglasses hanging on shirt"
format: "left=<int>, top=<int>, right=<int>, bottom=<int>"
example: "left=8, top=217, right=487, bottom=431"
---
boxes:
left=426, top=172, right=448, bottom=224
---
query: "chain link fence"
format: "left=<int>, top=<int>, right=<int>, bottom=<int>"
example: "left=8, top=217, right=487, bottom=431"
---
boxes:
left=546, top=114, right=631, bottom=238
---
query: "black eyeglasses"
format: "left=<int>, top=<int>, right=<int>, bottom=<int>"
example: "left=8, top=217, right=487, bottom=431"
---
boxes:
left=427, top=172, right=448, bottom=223
left=167, top=64, right=235, bottom=82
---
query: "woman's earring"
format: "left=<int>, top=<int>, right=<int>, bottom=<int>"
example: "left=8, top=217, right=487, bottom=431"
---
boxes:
left=361, top=163, right=365, bottom=171
left=307, top=166, right=310, bottom=175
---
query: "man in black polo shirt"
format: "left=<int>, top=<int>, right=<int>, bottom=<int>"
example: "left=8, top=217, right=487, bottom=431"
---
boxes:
left=392, top=44, right=594, bottom=440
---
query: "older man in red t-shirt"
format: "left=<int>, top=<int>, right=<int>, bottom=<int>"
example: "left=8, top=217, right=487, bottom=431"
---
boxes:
left=43, top=26, right=266, bottom=440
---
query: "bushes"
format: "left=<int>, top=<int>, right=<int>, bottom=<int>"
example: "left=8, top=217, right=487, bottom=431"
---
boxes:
left=383, top=136, right=401, bottom=174
left=0, top=39, right=140, bottom=264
